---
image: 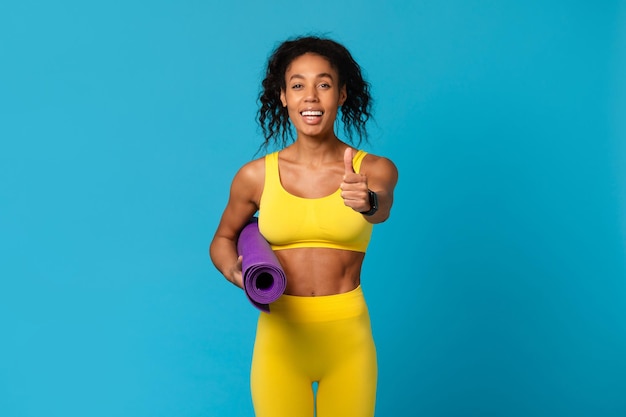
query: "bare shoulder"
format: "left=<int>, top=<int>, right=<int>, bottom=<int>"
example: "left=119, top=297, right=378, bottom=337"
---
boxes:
left=234, top=156, right=265, bottom=184
left=230, top=156, right=265, bottom=205
left=361, top=152, right=399, bottom=183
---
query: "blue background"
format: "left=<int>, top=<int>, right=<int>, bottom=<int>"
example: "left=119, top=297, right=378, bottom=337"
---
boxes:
left=1, top=1, right=625, bottom=416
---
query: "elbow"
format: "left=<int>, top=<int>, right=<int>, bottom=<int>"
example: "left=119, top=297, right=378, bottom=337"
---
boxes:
left=208, top=237, right=221, bottom=269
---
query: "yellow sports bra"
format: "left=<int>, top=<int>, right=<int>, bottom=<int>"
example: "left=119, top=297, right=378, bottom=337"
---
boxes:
left=258, top=150, right=373, bottom=252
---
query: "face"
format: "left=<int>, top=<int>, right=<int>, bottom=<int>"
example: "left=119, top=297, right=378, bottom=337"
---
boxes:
left=280, top=53, right=347, bottom=140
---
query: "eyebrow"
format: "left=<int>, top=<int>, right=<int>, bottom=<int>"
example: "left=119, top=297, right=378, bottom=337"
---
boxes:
left=288, top=72, right=335, bottom=81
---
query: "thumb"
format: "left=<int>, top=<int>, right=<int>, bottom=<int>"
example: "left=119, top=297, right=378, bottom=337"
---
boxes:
left=343, top=147, right=355, bottom=175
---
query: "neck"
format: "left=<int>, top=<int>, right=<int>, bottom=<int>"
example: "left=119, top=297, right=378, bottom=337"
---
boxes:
left=289, top=136, right=346, bottom=164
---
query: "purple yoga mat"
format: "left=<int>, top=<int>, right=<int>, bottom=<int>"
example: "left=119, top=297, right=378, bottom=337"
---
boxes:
left=236, top=217, right=287, bottom=312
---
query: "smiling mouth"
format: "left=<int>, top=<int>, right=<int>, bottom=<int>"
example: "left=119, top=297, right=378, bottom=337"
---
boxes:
left=300, top=110, right=323, bottom=116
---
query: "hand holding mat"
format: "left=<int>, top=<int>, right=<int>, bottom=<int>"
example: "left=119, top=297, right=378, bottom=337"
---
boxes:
left=236, top=217, right=287, bottom=312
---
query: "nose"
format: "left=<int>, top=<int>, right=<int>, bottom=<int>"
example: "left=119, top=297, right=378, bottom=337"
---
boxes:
left=304, top=85, right=319, bottom=102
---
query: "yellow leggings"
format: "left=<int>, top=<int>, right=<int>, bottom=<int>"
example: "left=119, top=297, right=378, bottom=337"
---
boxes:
left=250, top=286, right=377, bottom=417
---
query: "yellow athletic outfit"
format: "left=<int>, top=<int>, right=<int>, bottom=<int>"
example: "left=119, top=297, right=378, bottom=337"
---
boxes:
left=253, top=150, right=377, bottom=417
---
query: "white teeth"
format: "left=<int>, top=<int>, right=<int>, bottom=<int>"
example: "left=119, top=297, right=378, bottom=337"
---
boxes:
left=301, top=110, right=323, bottom=116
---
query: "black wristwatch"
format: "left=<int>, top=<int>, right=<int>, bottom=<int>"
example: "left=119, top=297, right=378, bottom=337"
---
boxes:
left=360, top=189, right=379, bottom=216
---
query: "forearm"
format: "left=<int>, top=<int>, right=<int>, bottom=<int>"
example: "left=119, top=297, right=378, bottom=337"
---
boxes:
left=362, top=189, right=393, bottom=224
left=209, top=236, right=243, bottom=288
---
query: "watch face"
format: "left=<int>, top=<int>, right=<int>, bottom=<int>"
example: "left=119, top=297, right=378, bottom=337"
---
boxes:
left=370, top=190, right=378, bottom=209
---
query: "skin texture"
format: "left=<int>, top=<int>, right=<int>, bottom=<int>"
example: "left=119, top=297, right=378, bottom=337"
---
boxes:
left=210, top=53, right=398, bottom=296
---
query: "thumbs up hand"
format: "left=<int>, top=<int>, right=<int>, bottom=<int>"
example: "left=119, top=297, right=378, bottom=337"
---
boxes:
left=340, top=147, right=371, bottom=213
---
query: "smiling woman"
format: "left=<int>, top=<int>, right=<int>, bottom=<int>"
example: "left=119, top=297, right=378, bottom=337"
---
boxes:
left=279, top=53, right=347, bottom=141
left=257, top=36, right=372, bottom=151
left=209, top=35, right=398, bottom=417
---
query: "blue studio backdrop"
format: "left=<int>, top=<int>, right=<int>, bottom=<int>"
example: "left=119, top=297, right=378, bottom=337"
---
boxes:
left=1, top=1, right=625, bottom=416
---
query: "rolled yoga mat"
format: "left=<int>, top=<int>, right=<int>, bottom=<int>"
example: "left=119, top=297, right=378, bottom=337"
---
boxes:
left=236, top=217, right=287, bottom=312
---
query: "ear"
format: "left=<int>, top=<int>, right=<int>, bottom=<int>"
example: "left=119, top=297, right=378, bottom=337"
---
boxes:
left=280, top=89, right=287, bottom=107
left=339, top=85, right=347, bottom=106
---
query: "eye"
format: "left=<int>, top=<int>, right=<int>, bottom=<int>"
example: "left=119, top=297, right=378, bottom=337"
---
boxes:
left=319, top=83, right=331, bottom=89
left=291, top=83, right=303, bottom=90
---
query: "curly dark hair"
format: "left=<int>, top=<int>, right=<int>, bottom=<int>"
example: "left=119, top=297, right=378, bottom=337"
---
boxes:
left=257, top=35, right=372, bottom=150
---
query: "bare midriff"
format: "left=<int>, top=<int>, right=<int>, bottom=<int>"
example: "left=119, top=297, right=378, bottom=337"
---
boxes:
left=274, top=247, right=365, bottom=297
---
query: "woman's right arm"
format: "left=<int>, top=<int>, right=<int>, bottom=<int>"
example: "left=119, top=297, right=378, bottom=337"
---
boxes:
left=209, top=159, right=264, bottom=288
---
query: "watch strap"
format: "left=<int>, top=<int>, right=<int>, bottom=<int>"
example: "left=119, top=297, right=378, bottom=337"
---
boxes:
left=360, top=189, right=378, bottom=216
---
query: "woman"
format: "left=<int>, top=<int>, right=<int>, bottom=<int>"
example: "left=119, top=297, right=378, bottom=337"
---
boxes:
left=210, top=35, right=398, bottom=417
